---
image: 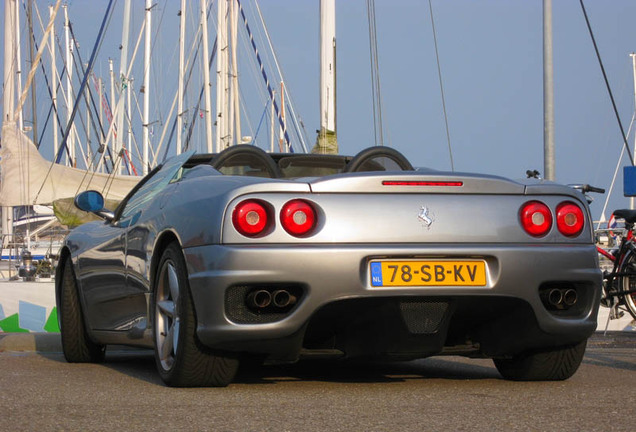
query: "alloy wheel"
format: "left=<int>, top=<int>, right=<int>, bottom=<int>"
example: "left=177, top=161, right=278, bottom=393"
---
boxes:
left=155, top=259, right=181, bottom=371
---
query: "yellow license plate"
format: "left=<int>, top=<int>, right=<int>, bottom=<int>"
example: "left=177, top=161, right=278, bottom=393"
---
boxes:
left=370, top=260, right=487, bottom=287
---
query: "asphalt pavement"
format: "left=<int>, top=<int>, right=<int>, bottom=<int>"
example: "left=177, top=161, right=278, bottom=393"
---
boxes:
left=1, top=332, right=634, bottom=432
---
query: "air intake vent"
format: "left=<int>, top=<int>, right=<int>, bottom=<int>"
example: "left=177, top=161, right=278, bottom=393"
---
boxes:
left=399, top=300, right=448, bottom=334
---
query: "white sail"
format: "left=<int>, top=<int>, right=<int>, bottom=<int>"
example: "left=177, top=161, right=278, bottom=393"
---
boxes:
left=0, top=121, right=138, bottom=207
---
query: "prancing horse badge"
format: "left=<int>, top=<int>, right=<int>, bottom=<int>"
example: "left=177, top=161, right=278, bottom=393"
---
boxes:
left=418, top=206, right=435, bottom=229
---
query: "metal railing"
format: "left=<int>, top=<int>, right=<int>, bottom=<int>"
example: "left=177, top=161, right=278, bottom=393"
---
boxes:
left=1, top=231, right=68, bottom=280
left=1, top=233, right=21, bottom=280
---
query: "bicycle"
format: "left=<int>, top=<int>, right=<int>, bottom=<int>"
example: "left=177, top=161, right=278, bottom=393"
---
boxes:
left=577, top=184, right=636, bottom=323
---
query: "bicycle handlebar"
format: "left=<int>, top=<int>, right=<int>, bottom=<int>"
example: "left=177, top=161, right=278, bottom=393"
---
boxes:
left=586, top=185, right=605, bottom=194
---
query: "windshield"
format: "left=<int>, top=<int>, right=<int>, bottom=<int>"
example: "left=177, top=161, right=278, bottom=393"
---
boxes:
left=119, top=150, right=195, bottom=220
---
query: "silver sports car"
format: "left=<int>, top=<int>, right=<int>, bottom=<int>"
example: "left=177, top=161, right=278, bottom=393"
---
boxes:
left=56, top=145, right=602, bottom=387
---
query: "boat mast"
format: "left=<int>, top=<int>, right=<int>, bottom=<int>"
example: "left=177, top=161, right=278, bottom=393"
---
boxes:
left=279, top=81, right=286, bottom=152
left=64, top=5, right=75, bottom=166
left=270, top=89, right=275, bottom=152
left=201, top=0, right=214, bottom=153
left=107, top=58, right=115, bottom=173
left=216, top=0, right=229, bottom=151
left=228, top=1, right=235, bottom=147
left=176, top=0, right=187, bottom=155
left=543, top=0, right=555, bottom=180
left=142, top=0, right=152, bottom=175
left=230, top=0, right=242, bottom=146
left=126, top=66, right=133, bottom=173
left=27, top=1, right=38, bottom=148
left=15, top=1, right=24, bottom=132
left=315, top=0, right=338, bottom=154
left=115, top=0, right=132, bottom=175
left=85, top=69, right=92, bottom=170
left=62, top=4, right=75, bottom=166
left=98, top=77, right=104, bottom=155
left=50, top=5, right=59, bottom=159
left=3, top=0, right=17, bottom=126
left=16, top=0, right=28, bottom=252
left=2, top=0, right=17, bottom=246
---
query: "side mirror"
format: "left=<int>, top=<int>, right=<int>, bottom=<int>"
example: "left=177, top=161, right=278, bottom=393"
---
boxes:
left=75, top=190, right=104, bottom=212
left=74, top=190, right=114, bottom=221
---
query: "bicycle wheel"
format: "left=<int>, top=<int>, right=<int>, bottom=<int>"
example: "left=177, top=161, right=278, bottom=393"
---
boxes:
left=618, top=249, right=636, bottom=320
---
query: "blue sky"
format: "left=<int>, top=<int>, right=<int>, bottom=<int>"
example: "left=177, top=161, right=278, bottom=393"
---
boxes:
left=262, top=0, right=636, bottom=220
left=3, top=0, right=636, bottom=220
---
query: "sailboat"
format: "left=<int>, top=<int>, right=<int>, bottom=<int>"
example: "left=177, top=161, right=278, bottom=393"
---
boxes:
left=1, top=1, right=139, bottom=274
left=1, top=0, right=317, bottom=280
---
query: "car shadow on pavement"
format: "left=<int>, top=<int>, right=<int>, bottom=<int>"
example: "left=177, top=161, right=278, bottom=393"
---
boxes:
left=41, top=349, right=165, bottom=386
left=234, top=357, right=502, bottom=385
left=101, top=349, right=164, bottom=386
left=49, top=349, right=502, bottom=387
left=71, top=349, right=635, bottom=387
left=48, top=345, right=636, bottom=386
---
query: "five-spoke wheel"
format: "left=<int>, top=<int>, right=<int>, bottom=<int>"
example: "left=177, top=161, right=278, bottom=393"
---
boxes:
left=155, top=254, right=181, bottom=372
left=152, top=242, right=238, bottom=387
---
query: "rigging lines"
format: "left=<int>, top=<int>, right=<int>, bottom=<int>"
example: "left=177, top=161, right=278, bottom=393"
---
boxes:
left=428, top=0, right=454, bottom=171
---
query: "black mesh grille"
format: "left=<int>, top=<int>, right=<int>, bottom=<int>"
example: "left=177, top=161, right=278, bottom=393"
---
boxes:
left=399, top=300, right=448, bottom=334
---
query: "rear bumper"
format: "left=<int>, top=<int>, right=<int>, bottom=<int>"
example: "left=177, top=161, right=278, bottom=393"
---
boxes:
left=184, top=243, right=601, bottom=360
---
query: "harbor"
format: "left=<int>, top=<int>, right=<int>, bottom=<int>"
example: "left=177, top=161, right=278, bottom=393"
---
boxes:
left=0, top=4, right=636, bottom=429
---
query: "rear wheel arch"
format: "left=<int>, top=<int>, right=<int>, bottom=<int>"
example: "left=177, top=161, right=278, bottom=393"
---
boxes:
left=150, top=231, right=181, bottom=287
left=152, top=240, right=238, bottom=386
left=55, top=246, right=72, bottom=309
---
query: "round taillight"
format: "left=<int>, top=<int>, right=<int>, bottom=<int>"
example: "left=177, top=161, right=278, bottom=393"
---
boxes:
left=280, top=199, right=316, bottom=236
left=556, top=201, right=585, bottom=237
left=520, top=201, right=552, bottom=237
left=232, top=200, right=269, bottom=237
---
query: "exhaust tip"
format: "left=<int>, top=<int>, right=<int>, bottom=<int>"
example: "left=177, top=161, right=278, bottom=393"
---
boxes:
left=272, top=290, right=297, bottom=308
left=246, top=289, right=272, bottom=309
left=547, top=289, right=563, bottom=307
left=539, top=285, right=581, bottom=311
left=563, top=289, right=578, bottom=307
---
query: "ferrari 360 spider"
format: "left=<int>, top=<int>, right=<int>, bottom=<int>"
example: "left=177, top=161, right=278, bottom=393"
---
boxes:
left=56, top=145, right=602, bottom=386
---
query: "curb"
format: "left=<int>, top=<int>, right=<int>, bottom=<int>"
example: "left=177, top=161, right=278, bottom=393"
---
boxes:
left=0, top=331, right=635, bottom=353
left=0, top=333, right=62, bottom=353
left=588, top=330, right=636, bottom=349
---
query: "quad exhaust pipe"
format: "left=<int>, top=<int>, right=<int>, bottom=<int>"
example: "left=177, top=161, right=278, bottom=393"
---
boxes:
left=246, top=288, right=298, bottom=311
left=545, top=288, right=578, bottom=310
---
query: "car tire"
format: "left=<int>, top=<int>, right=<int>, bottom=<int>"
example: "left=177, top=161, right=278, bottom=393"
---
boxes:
left=153, top=242, right=238, bottom=387
left=493, top=339, right=587, bottom=381
left=59, top=258, right=106, bottom=363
